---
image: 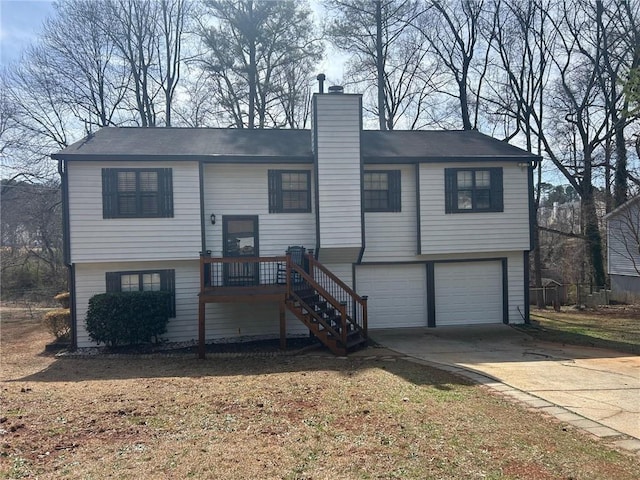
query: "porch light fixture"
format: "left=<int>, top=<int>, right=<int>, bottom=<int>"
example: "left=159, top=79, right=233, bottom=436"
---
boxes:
left=210, top=213, right=216, bottom=225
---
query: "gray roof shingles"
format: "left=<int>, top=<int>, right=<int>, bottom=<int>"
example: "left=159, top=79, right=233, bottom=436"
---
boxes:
left=52, top=127, right=539, bottom=162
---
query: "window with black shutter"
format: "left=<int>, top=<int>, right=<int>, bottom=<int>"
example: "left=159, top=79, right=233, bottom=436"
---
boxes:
left=268, top=170, right=311, bottom=213
left=106, top=269, right=176, bottom=317
left=102, top=168, right=173, bottom=218
left=444, top=168, right=503, bottom=213
left=363, top=170, right=401, bottom=212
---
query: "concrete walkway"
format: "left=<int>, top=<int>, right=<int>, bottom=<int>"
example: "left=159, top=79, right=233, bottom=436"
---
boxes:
left=370, top=325, right=640, bottom=454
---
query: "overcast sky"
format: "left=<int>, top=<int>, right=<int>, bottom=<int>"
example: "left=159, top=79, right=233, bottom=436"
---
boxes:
left=0, top=0, right=55, bottom=67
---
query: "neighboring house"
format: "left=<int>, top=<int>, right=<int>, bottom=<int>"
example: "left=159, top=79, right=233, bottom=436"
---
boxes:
left=605, top=196, right=640, bottom=296
left=52, top=91, right=538, bottom=355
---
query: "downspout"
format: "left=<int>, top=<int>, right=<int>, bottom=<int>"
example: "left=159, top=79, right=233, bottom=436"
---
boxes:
left=199, top=160, right=206, bottom=253
left=524, top=157, right=540, bottom=324
left=57, top=158, right=77, bottom=349
left=357, top=94, right=366, bottom=264
left=313, top=95, right=320, bottom=259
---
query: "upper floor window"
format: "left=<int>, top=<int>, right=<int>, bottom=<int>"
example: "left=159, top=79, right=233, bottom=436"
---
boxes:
left=106, top=269, right=176, bottom=317
left=363, top=170, right=401, bottom=212
left=102, top=168, right=173, bottom=218
left=444, top=168, right=503, bottom=213
left=268, top=170, right=311, bottom=213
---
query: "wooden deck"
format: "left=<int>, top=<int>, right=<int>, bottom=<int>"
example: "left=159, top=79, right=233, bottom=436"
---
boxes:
left=199, top=284, right=287, bottom=303
left=197, top=253, right=367, bottom=358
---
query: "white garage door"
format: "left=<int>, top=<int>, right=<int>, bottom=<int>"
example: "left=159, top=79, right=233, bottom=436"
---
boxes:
left=356, top=264, right=427, bottom=329
left=434, top=261, right=503, bottom=326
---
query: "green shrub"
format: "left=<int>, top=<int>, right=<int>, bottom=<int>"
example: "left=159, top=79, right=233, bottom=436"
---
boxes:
left=85, top=291, right=171, bottom=347
left=43, top=309, right=71, bottom=341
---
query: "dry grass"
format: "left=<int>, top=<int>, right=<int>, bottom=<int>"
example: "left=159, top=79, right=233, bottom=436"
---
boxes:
left=1, top=310, right=638, bottom=479
left=524, top=304, right=640, bottom=354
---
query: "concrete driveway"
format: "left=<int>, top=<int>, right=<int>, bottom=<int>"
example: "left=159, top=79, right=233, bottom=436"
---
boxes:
left=370, top=325, right=640, bottom=452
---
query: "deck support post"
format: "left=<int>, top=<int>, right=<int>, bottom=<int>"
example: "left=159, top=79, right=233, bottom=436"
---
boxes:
left=198, top=300, right=206, bottom=359
left=279, top=300, right=286, bottom=350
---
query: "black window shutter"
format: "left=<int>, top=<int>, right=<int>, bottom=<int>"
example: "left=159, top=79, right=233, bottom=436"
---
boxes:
left=159, top=168, right=174, bottom=217
left=102, top=169, right=117, bottom=218
left=444, top=169, right=455, bottom=213
left=105, top=272, right=120, bottom=292
left=160, top=269, right=176, bottom=317
left=268, top=170, right=281, bottom=213
left=490, top=168, right=504, bottom=212
left=389, top=170, right=401, bottom=212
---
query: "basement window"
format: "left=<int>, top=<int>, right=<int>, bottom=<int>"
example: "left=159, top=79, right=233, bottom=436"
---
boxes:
left=106, top=269, right=176, bottom=317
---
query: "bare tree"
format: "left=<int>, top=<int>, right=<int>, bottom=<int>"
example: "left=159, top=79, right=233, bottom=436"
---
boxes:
left=200, top=0, right=322, bottom=129
left=596, top=0, right=640, bottom=208
left=157, top=0, right=190, bottom=126
left=0, top=179, right=65, bottom=301
left=325, top=0, right=437, bottom=130
left=102, top=0, right=190, bottom=127
left=1, top=53, right=73, bottom=186
left=482, top=0, right=554, bottom=306
left=416, top=0, right=492, bottom=130
left=534, top=0, right=623, bottom=287
left=39, top=0, right=130, bottom=128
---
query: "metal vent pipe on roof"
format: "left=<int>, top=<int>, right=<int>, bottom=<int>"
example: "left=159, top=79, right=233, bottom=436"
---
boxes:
left=317, top=73, right=326, bottom=94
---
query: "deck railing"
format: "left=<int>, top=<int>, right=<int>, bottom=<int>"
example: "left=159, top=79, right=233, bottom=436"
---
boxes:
left=199, top=253, right=287, bottom=291
left=199, top=251, right=368, bottom=341
left=306, top=254, right=368, bottom=335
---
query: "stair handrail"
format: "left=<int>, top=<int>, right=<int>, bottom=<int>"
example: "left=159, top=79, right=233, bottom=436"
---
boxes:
left=287, top=260, right=350, bottom=339
left=306, top=255, right=361, bottom=301
left=305, top=254, right=368, bottom=335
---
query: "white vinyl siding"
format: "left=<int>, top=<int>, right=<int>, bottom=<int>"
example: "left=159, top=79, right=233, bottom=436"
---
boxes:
left=419, top=162, right=530, bottom=254
left=203, top=303, right=308, bottom=341
left=362, top=165, right=417, bottom=262
left=314, top=94, right=362, bottom=261
left=203, top=164, right=315, bottom=257
left=74, top=260, right=199, bottom=347
left=434, top=261, right=503, bottom=325
left=68, top=161, right=201, bottom=262
left=607, top=203, right=640, bottom=277
left=355, top=264, right=427, bottom=328
left=321, top=263, right=354, bottom=288
left=74, top=260, right=308, bottom=348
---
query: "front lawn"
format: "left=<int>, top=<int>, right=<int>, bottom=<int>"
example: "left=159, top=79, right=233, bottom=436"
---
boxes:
left=1, top=310, right=638, bottom=479
left=519, top=305, right=640, bottom=355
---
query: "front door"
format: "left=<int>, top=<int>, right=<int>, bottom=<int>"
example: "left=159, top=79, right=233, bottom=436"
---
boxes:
left=222, top=216, right=259, bottom=286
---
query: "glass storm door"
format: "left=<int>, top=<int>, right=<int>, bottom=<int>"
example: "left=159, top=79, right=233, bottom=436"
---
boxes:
left=222, top=216, right=259, bottom=286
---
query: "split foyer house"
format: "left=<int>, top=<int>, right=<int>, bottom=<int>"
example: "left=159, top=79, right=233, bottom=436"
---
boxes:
left=53, top=90, right=538, bottom=356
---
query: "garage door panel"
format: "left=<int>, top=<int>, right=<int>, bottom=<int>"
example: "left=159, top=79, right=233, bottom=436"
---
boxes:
left=435, top=261, right=503, bottom=326
left=356, top=265, right=427, bottom=329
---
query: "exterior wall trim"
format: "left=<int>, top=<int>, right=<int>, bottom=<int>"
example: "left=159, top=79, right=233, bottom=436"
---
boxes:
left=502, top=258, right=509, bottom=324
left=523, top=251, right=530, bottom=323
left=199, top=160, right=206, bottom=252
left=70, top=263, right=77, bottom=349
left=415, top=164, right=422, bottom=255
left=426, top=262, right=435, bottom=327
left=358, top=95, right=366, bottom=264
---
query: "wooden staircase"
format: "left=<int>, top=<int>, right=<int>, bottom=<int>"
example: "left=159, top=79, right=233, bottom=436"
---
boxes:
left=284, top=254, right=368, bottom=355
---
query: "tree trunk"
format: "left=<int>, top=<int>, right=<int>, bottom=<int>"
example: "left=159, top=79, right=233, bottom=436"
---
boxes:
left=613, top=126, right=628, bottom=207
left=582, top=184, right=606, bottom=288
left=375, top=0, right=386, bottom=131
